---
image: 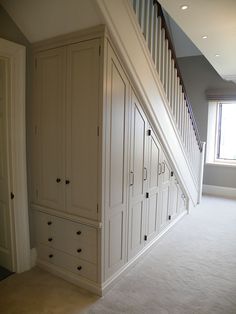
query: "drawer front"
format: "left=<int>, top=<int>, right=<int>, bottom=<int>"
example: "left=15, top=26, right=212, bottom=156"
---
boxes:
left=60, top=240, right=97, bottom=264
left=34, top=211, right=54, bottom=245
left=34, top=210, right=98, bottom=263
left=37, top=245, right=97, bottom=282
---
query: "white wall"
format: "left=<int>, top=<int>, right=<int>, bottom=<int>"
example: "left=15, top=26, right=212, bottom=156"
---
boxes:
left=178, top=55, right=236, bottom=188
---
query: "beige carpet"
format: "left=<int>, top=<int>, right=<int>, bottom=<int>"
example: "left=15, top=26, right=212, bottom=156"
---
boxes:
left=1, top=196, right=236, bottom=313
left=83, top=196, right=236, bottom=314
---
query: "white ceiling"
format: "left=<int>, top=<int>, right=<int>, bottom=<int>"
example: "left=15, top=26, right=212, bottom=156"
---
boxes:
left=159, top=0, right=236, bottom=82
left=0, top=0, right=102, bottom=42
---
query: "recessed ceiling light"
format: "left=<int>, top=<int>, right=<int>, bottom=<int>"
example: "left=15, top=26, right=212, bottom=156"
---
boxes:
left=215, top=54, right=220, bottom=57
left=180, top=5, right=188, bottom=10
left=202, top=36, right=207, bottom=39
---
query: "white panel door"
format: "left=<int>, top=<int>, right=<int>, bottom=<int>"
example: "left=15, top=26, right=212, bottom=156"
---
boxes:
left=33, top=47, right=66, bottom=211
left=104, top=43, right=129, bottom=279
left=0, top=58, right=12, bottom=270
left=145, top=128, right=160, bottom=243
left=66, top=39, right=100, bottom=220
left=168, top=176, right=179, bottom=221
left=159, top=152, right=171, bottom=231
left=128, top=91, right=148, bottom=260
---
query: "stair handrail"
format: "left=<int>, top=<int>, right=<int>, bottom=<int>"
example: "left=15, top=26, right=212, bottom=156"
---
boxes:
left=155, top=1, right=202, bottom=152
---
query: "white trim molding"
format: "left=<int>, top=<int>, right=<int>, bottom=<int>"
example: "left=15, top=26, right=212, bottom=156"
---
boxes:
left=203, top=184, right=236, bottom=199
left=0, top=38, right=31, bottom=273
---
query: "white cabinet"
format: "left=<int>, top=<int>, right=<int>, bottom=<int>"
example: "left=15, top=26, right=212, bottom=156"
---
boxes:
left=145, top=128, right=161, bottom=243
left=30, top=27, right=188, bottom=295
left=31, top=47, right=66, bottom=211
left=128, top=91, right=148, bottom=260
left=104, top=42, right=130, bottom=279
left=31, top=39, right=100, bottom=220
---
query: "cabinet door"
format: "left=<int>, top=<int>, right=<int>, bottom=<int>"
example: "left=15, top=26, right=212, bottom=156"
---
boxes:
left=104, top=43, right=129, bottom=279
left=66, top=39, right=100, bottom=220
left=32, top=48, right=66, bottom=210
left=145, top=128, right=160, bottom=243
left=168, top=176, right=179, bottom=221
left=158, top=152, right=171, bottom=231
left=128, top=91, right=148, bottom=260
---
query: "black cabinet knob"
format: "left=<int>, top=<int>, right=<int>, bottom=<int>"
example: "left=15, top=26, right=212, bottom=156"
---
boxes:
left=47, top=221, right=52, bottom=225
left=49, top=254, right=53, bottom=258
left=76, top=231, right=81, bottom=235
left=77, top=248, right=82, bottom=253
left=77, top=266, right=82, bottom=271
left=65, top=180, right=70, bottom=185
left=56, top=178, right=61, bottom=183
left=48, top=238, right=53, bottom=242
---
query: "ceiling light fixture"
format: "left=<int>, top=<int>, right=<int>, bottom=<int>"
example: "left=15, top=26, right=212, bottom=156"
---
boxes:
left=215, top=54, right=220, bottom=57
left=180, top=5, right=188, bottom=10
left=202, top=36, right=207, bottom=39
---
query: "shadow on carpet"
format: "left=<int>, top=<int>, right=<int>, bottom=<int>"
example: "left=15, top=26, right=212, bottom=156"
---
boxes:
left=0, top=266, right=13, bottom=281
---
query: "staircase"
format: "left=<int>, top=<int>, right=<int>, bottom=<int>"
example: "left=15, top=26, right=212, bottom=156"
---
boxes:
left=95, top=0, right=205, bottom=207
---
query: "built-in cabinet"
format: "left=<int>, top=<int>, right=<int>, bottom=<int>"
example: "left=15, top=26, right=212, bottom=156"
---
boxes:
left=30, top=26, right=187, bottom=295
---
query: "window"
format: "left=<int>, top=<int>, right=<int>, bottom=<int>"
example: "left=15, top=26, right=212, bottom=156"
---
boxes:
left=206, top=101, right=236, bottom=166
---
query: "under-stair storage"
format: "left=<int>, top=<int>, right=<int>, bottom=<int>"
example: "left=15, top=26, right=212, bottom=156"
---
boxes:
left=30, top=26, right=189, bottom=295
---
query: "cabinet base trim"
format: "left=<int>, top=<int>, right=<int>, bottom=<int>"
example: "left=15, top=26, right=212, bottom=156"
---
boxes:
left=102, top=211, right=187, bottom=295
left=37, top=259, right=102, bottom=295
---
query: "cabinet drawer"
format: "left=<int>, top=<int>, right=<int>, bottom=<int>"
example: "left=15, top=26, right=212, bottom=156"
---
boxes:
left=34, top=210, right=98, bottom=263
left=37, top=245, right=97, bottom=282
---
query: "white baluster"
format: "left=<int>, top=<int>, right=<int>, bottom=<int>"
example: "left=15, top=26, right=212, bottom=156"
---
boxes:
left=164, top=40, right=169, bottom=95
left=157, top=17, right=162, bottom=74
left=153, top=3, right=158, bottom=66
left=161, top=28, right=166, bottom=85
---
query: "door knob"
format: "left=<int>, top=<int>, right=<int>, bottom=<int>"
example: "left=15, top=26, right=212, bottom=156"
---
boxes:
left=56, top=178, right=61, bottom=183
left=65, top=180, right=70, bottom=185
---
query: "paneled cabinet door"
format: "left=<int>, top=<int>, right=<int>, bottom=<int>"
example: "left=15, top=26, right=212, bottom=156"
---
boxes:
left=168, top=176, right=179, bottom=221
left=145, top=128, right=161, bottom=243
left=32, top=47, right=66, bottom=211
left=128, top=91, right=148, bottom=260
left=158, top=152, right=171, bottom=231
left=66, top=39, right=100, bottom=220
left=104, top=43, right=129, bottom=279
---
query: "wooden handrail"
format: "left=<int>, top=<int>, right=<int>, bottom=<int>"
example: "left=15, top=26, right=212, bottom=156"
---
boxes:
left=154, top=1, right=203, bottom=152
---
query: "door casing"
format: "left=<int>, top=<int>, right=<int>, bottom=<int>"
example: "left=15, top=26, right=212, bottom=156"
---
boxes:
left=0, top=38, right=30, bottom=273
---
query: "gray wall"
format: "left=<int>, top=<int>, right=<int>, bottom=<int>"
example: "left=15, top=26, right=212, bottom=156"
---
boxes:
left=0, top=5, right=34, bottom=246
left=178, top=55, right=236, bottom=188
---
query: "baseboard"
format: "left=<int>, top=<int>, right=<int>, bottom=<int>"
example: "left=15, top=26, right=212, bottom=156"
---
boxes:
left=37, top=259, right=101, bottom=295
left=102, top=210, right=187, bottom=294
left=203, top=184, right=236, bottom=199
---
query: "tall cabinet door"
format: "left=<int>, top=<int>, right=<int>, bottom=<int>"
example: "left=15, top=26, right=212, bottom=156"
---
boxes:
left=104, top=43, right=129, bottom=279
left=128, top=91, right=148, bottom=260
left=66, top=39, right=100, bottom=220
left=145, top=128, right=161, bottom=243
left=158, top=152, right=171, bottom=231
left=32, top=47, right=66, bottom=211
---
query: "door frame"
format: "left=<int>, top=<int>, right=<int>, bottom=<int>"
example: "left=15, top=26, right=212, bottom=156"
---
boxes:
left=0, top=38, right=31, bottom=272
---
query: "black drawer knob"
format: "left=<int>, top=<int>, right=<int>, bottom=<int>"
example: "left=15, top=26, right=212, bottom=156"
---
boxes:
left=49, top=254, right=53, bottom=258
left=77, top=266, right=82, bottom=271
left=48, top=238, right=53, bottom=242
left=77, top=248, right=82, bottom=253
left=47, top=221, right=52, bottom=225
left=56, top=178, right=61, bottom=183
left=76, top=231, right=81, bottom=235
left=65, top=180, right=70, bottom=185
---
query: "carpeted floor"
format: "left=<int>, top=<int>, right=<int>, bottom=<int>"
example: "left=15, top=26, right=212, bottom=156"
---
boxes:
left=0, top=196, right=236, bottom=314
left=83, top=196, right=236, bottom=314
